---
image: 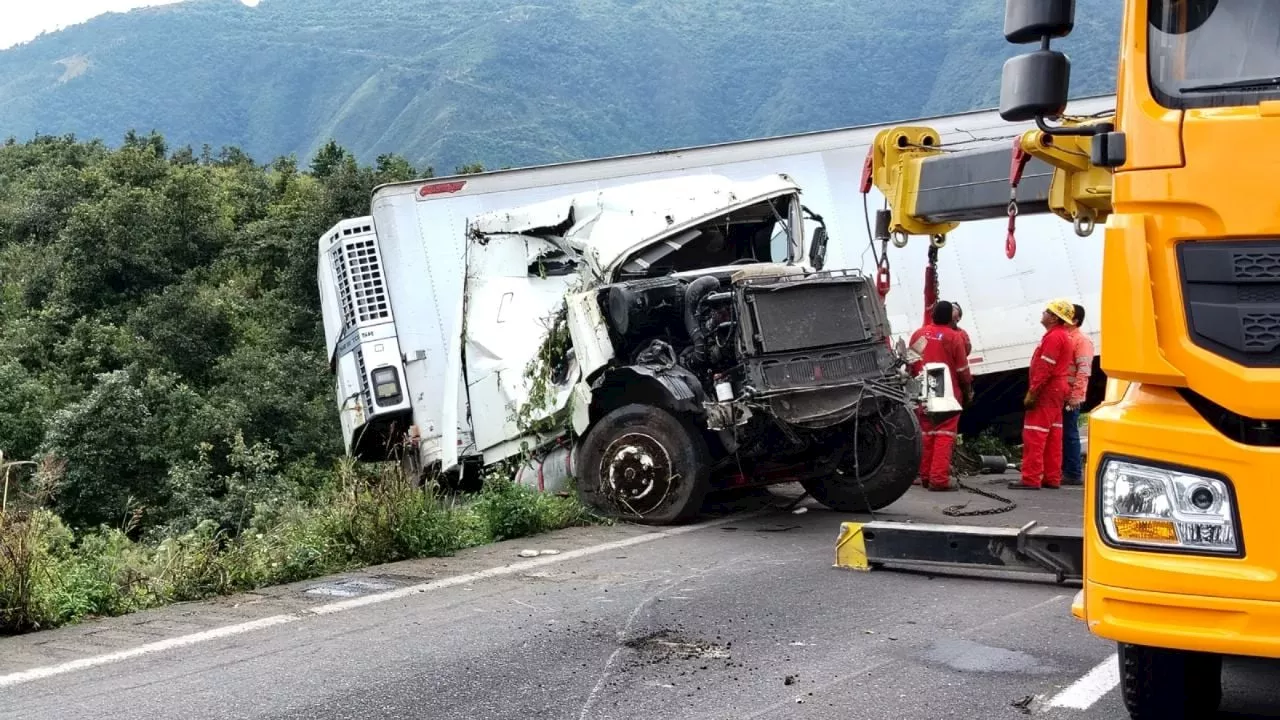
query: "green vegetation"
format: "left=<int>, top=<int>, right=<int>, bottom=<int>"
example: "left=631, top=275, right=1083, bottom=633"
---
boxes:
left=0, top=0, right=1122, bottom=174
left=954, top=431, right=1023, bottom=474
left=0, top=131, right=598, bottom=636
left=1, top=459, right=597, bottom=634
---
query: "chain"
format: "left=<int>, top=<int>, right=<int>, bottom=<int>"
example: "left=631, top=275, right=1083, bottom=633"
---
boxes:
left=939, top=447, right=1017, bottom=517
left=940, top=474, right=1017, bottom=517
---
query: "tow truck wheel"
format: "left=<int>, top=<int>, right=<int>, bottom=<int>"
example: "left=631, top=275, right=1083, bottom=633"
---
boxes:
left=799, top=402, right=920, bottom=513
left=1119, top=642, right=1222, bottom=719
left=575, top=403, right=710, bottom=525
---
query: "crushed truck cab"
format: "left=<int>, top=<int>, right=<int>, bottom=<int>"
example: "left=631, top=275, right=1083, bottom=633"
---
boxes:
left=445, top=173, right=920, bottom=523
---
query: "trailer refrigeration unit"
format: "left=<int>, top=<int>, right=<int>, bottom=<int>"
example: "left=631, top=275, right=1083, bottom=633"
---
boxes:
left=318, top=217, right=414, bottom=459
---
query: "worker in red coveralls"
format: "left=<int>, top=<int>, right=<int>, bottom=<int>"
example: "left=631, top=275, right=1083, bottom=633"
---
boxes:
left=1061, top=303, right=1094, bottom=486
left=1010, top=298, right=1076, bottom=490
left=907, top=300, right=973, bottom=491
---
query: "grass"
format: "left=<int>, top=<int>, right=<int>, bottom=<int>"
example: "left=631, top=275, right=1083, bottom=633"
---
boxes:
left=0, top=457, right=605, bottom=636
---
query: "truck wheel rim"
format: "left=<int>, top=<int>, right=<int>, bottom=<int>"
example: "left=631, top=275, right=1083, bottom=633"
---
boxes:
left=601, top=432, right=673, bottom=508
left=840, top=417, right=889, bottom=478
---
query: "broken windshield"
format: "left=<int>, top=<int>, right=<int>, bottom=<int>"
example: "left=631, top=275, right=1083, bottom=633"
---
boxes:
left=616, top=194, right=796, bottom=279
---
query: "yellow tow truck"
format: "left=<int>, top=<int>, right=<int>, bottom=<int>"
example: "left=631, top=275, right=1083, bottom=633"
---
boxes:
left=855, top=0, right=1280, bottom=716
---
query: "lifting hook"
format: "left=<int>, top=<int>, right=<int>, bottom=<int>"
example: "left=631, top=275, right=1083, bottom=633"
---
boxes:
left=1073, top=213, right=1095, bottom=237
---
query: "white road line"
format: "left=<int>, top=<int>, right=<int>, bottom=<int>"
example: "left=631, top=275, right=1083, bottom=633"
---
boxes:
left=0, top=512, right=759, bottom=689
left=1046, top=653, right=1121, bottom=710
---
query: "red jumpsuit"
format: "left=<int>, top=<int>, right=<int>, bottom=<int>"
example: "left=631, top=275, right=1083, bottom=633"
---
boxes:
left=1020, top=324, right=1073, bottom=488
left=907, top=323, right=972, bottom=490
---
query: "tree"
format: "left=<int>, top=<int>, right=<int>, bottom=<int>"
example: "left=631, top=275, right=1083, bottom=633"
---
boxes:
left=310, top=140, right=348, bottom=179
left=374, top=153, right=417, bottom=184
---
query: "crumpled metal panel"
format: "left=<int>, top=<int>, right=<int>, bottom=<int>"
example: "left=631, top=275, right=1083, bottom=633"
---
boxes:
left=468, top=173, right=801, bottom=281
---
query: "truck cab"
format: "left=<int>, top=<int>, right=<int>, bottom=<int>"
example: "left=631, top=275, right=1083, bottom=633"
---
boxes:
left=438, top=173, right=920, bottom=523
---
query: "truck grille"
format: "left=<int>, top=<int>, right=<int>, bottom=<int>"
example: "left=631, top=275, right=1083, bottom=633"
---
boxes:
left=739, top=277, right=872, bottom=355
left=756, top=349, right=886, bottom=391
left=1179, top=241, right=1280, bottom=367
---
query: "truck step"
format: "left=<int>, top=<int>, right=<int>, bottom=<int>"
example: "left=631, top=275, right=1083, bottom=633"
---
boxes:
left=834, top=519, right=1083, bottom=585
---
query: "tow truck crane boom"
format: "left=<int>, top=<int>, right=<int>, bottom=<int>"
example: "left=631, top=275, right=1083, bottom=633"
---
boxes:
left=860, top=116, right=1115, bottom=254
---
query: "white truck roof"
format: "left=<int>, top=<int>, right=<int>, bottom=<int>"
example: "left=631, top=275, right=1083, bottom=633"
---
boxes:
left=469, top=173, right=801, bottom=279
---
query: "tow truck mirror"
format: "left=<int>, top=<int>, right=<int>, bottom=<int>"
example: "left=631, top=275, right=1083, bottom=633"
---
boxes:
left=1003, top=0, right=1074, bottom=44
left=998, top=0, right=1073, bottom=123
left=999, top=50, right=1071, bottom=122
left=809, top=225, right=828, bottom=271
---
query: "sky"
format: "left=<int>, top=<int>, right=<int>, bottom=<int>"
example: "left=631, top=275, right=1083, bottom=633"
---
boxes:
left=0, top=0, right=260, bottom=50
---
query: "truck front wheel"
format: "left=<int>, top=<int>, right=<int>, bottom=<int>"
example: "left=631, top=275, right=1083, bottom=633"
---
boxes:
left=1119, top=642, right=1222, bottom=719
left=575, top=404, right=710, bottom=525
left=799, top=402, right=920, bottom=513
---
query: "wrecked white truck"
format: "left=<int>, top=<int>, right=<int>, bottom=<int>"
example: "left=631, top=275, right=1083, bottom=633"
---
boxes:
left=320, top=173, right=922, bottom=524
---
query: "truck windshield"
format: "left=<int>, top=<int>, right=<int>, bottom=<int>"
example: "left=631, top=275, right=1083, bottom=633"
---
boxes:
left=616, top=194, right=796, bottom=278
left=1148, top=0, right=1280, bottom=108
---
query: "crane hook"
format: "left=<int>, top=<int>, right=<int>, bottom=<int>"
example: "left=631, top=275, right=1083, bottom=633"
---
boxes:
left=1074, top=214, right=1096, bottom=237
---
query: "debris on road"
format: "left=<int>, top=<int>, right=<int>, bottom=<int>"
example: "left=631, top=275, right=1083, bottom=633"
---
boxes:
left=518, top=549, right=561, bottom=558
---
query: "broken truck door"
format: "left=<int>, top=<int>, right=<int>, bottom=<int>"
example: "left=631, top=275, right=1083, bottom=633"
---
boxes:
left=460, top=229, right=582, bottom=460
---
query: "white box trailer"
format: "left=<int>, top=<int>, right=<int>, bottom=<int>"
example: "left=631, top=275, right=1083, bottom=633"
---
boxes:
left=319, top=94, right=1112, bottom=474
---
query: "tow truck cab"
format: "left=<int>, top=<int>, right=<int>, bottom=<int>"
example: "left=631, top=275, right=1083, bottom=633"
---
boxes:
left=1003, top=0, right=1280, bottom=714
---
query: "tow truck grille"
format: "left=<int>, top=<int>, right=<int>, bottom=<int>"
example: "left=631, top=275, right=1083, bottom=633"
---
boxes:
left=1179, top=240, right=1280, bottom=367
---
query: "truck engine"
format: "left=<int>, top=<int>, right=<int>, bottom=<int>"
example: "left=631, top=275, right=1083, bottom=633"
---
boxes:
left=578, top=250, right=921, bottom=523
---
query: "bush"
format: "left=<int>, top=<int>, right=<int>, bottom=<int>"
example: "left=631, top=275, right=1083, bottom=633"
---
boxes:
left=0, top=459, right=601, bottom=636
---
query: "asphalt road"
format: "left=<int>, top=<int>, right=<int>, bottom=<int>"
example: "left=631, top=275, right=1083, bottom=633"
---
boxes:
left=3, top=483, right=1279, bottom=719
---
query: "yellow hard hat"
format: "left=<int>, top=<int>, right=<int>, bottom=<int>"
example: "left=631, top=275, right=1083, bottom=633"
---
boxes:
left=1046, top=298, right=1075, bottom=324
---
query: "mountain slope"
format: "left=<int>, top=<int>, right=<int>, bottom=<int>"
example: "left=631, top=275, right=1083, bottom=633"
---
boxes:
left=0, top=0, right=1121, bottom=172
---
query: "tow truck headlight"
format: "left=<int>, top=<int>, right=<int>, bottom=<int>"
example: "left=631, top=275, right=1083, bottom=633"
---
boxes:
left=1099, top=458, right=1239, bottom=555
left=370, top=366, right=403, bottom=406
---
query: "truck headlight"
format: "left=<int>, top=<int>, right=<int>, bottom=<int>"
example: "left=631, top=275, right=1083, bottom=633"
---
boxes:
left=1099, top=458, right=1239, bottom=555
left=370, top=366, right=403, bottom=406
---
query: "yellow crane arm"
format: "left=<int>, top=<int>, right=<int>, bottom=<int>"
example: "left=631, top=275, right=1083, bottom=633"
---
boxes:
left=863, top=115, right=1116, bottom=248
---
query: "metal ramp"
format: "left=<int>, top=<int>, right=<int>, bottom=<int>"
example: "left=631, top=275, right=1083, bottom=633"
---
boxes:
left=835, top=519, right=1083, bottom=584
left=831, top=473, right=1086, bottom=585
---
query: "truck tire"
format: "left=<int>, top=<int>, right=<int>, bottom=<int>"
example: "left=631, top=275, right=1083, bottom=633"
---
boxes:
left=800, top=402, right=920, bottom=513
left=575, top=403, right=710, bottom=525
left=1119, top=642, right=1222, bottom=719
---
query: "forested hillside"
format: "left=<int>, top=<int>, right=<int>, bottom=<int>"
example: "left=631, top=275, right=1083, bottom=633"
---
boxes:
left=0, top=0, right=1122, bottom=173
left=0, top=133, right=594, bottom=635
